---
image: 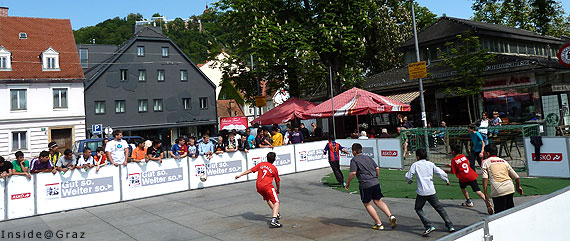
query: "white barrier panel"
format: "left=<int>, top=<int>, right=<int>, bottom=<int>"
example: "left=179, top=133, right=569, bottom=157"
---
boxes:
left=487, top=187, right=570, bottom=240
left=376, top=138, right=404, bottom=169
left=189, top=152, right=247, bottom=189
left=524, top=137, right=570, bottom=178
left=335, top=139, right=379, bottom=166
left=6, top=175, right=34, bottom=219
left=454, top=228, right=484, bottom=241
left=294, top=141, right=330, bottom=172
left=121, top=158, right=189, bottom=200
left=0, top=178, right=5, bottom=221
left=246, top=146, right=296, bottom=180
left=36, top=166, right=121, bottom=214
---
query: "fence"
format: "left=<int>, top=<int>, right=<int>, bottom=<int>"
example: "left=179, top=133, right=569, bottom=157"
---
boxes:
left=402, top=124, right=540, bottom=169
left=0, top=138, right=403, bottom=222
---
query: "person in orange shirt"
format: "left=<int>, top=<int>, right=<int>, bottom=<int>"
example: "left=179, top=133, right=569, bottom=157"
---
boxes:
left=131, top=141, right=147, bottom=163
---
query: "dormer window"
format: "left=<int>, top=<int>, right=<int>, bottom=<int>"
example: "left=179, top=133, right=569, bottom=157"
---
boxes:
left=0, top=46, right=11, bottom=71
left=19, top=32, right=27, bottom=39
left=42, top=47, right=60, bottom=71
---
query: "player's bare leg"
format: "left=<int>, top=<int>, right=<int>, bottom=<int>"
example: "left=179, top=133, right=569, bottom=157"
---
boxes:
left=461, top=189, right=471, bottom=200
left=374, top=199, right=397, bottom=228
left=271, top=202, right=280, bottom=218
left=364, top=202, right=382, bottom=225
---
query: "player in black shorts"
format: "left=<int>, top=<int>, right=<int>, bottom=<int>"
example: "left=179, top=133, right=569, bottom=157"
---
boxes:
left=345, top=143, right=397, bottom=230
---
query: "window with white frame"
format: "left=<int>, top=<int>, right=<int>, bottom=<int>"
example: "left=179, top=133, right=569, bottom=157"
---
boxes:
left=0, top=46, right=11, bottom=70
left=137, top=46, right=145, bottom=56
left=10, top=89, right=26, bottom=110
left=42, top=47, right=60, bottom=71
left=199, top=97, right=208, bottom=110
left=180, top=70, right=188, bottom=82
left=120, top=69, right=128, bottom=81
left=157, top=69, right=165, bottom=81
left=12, top=131, right=27, bottom=150
left=79, top=48, right=88, bottom=68
left=138, top=99, right=148, bottom=112
left=249, top=106, right=254, bottom=115
left=183, top=98, right=191, bottom=110
left=115, top=100, right=126, bottom=113
left=162, top=47, right=169, bottom=57
left=19, top=32, right=27, bottom=39
left=95, top=101, right=105, bottom=114
left=138, top=69, right=146, bottom=81
left=53, top=88, right=68, bottom=108
left=153, top=99, right=163, bottom=112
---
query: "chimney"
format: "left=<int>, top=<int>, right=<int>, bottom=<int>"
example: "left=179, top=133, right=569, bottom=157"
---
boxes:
left=0, top=7, right=8, bottom=17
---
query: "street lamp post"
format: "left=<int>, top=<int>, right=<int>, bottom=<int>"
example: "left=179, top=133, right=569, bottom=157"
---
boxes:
left=329, top=66, right=336, bottom=139
left=411, top=1, right=430, bottom=153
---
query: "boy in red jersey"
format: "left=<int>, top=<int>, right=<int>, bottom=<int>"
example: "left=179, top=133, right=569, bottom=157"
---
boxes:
left=445, top=144, right=492, bottom=212
left=235, top=152, right=282, bottom=227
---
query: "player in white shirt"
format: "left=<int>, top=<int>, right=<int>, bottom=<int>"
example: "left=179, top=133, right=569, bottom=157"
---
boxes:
left=105, top=130, right=129, bottom=166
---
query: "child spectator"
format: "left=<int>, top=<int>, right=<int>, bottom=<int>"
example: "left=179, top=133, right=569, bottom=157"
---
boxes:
left=147, top=139, right=164, bottom=163
left=169, top=138, right=188, bottom=160
left=215, top=136, right=226, bottom=154
left=77, top=147, right=94, bottom=169
left=490, top=111, right=502, bottom=137
left=94, top=147, right=108, bottom=172
left=11, top=151, right=30, bottom=179
left=55, top=149, right=77, bottom=173
left=30, top=151, right=54, bottom=173
left=187, top=137, right=199, bottom=158
left=271, top=128, right=283, bottom=147
left=290, top=127, right=304, bottom=144
left=226, top=134, right=238, bottom=152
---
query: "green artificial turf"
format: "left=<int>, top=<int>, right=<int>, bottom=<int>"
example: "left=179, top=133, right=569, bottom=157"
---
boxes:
left=322, top=169, right=570, bottom=199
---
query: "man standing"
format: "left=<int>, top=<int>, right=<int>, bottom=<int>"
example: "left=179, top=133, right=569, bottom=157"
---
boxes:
left=311, top=123, right=323, bottom=137
left=235, top=152, right=282, bottom=228
left=48, top=141, right=62, bottom=167
left=300, top=123, right=310, bottom=140
left=406, top=149, right=455, bottom=236
left=482, top=144, right=523, bottom=214
left=345, top=143, right=397, bottom=230
left=468, top=124, right=485, bottom=170
left=323, top=137, right=349, bottom=187
left=105, top=130, right=129, bottom=167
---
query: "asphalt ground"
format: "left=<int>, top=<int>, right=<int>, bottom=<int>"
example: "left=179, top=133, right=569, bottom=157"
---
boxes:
left=0, top=168, right=538, bottom=241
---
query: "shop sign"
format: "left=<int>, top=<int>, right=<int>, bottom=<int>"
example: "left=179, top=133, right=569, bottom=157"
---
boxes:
left=408, top=61, right=427, bottom=79
left=482, top=73, right=535, bottom=90
left=558, top=43, right=570, bottom=67
left=552, top=85, right=570, bottom=92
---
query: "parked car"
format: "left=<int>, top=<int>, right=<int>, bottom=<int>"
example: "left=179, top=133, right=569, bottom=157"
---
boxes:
left=72, top=136, right=144, bottom=157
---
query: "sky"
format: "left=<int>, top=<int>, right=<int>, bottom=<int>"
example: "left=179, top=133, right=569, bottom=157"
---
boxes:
left=1, top=0, right=570, bottom=30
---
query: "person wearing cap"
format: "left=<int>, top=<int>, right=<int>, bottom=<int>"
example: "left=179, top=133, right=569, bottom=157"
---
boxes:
left=48, top=141, right=62, bottom=167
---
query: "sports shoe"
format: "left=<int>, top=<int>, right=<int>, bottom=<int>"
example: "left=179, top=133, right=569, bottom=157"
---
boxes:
left=449, top=227, right=456, bottom=233
left=270, top=219, right=282, bottom=228
left=371, top=224, right=385, bottom=230
left=461, top=201, right=474, bottom=207
left=422, top=227, right=436, bottom=236
left=343, top=182, right=347, bottom=187
left=277, top=212, right=281, bottom=220
left=389, top=215, right=397, bottom=229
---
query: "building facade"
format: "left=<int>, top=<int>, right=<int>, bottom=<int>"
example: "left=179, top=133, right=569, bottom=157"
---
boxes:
left=79, top=25, right=217, bottom=142
left=0, top=14, right=86, bottom=159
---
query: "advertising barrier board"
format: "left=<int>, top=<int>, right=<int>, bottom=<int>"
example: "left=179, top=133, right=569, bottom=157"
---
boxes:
left=121, top=158, right=189, bottom=200
left=524, top=137, right=570, bottom=178
left=335, top=139, right=378, bottom=166
left=35, top=166, right=121, bottom=214
left=294, top=141, right=330, bottom=172
left=6, top=175, right=34, bottom=219
left=376, top=139, right=404, bottom=169
left=189, top=152, right=247, bottom=189
left=246, top=145, right=295, bottom=180
left=0, top=178, right=5, bottom=221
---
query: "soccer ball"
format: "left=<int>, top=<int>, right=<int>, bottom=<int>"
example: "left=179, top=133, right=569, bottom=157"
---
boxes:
left=200, top=174, right=208, bottom=182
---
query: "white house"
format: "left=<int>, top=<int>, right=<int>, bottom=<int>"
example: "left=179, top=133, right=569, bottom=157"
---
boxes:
left=0, top=14, right=86, bottom=160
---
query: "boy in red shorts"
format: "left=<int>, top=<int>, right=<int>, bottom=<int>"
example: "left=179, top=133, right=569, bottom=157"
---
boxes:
left=235, top=152, right=282, bottom=227
left=445, top=144, right=493, bottom=213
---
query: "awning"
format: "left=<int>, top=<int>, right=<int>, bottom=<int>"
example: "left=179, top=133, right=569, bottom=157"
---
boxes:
left=385, top=91, right=422, bottom=104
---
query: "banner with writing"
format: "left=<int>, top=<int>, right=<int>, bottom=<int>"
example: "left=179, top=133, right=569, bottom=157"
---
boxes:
left=121, top=158, right=189, bottom=200
left=6, top=175, right=35, bottom=219
left=246, top=145, right=295, bottom=180
left=294, top=141, right=330, bottom=172
left=335, top=139, right=379, bottom=166
left=189, top=152, right=248, bottom=189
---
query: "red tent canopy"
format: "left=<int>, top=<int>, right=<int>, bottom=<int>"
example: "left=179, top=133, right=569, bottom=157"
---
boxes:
left=251, top=97, right=316, bottom=125
left=303, top=87, right=411, bottom=118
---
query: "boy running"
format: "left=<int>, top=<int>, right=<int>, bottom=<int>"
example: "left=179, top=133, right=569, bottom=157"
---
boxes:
left=345, top=143, right=397, bottom=230
left=482, top=144, right=523, bottom=214
left=323, top=137, right=349, bottom=187
left=445, top=144, right=492, bottom=211
left=406, top=149, right=455, bottom=236
left=235, top=152, right=282, bottom=228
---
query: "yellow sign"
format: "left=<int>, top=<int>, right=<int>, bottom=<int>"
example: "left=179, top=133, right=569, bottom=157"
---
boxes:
left=408, top=61, right=427, bottom=79
left=255, top=96, right=266, bottom=107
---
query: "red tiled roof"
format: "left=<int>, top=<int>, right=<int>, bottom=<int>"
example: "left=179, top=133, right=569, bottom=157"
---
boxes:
left=217, top=99, right=245, bottom=118
left=0, top=16, right=84, bottom=81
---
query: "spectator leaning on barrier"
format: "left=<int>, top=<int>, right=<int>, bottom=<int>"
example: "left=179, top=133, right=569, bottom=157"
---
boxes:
left=215, top=136, right=226, bottom=155
left=55, top=149, right=77, bottom=173
left=147, top=139, right=164, bottom=163
left=0, top=156, right=13, bottom=178
left=198, top=135, right=214, bottom=160
left=358, top=131, right=369, bottom=140
left=11, top=151, right=31, bottom=179
left=482, top=144, right=523, bottom=214
left=131, top=141, right=147, bottom=163
left=283, top=126, right=291, bottom=145
left=246, top=128, right=256, bottom=149
left=290, top=127, right=304, bottom=144
left=77, top=147, right=94, bottom=169
left=93, top=147, right=108, bottom=172
left=232, top=129, right=241, bottom=141
left=30, top=151, right=53, bottom=173
left=187, top=137, right=199, bottom=158
left=226, top=134, right=238, bottom=152
left=238, top=135, right=250, bottom=153
left=48, top=141, right=62, bottom=168
left=106, top=130, right=129, bottom=167
left=271, top=128, right=283, bottom=147
left=170, top=138, right=188, bottom=160
left=256, top=128, right=273, bottom=148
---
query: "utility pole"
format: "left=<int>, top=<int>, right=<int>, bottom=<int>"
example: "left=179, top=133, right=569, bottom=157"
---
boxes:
left=251, top=55, right=259, bottom=119
left=411, top=1, right=430, bottom=153
left=329, top=66, right=336, bottom=139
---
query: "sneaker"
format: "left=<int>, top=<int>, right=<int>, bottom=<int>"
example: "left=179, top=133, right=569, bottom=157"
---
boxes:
left=277, top=212, right=281, bottom=220
left=371, top=224, right=385, bottom=230
left=422, top=227, right=436, bottom=236
left=343, top=182, right=347, bottom=187
left=389, top=215, right=397, bottom=229
left=461, top=201, right=474, bottom=207
left=449, top=227, right=456, bottom=233
left=270, top=219, right=282, bottom=228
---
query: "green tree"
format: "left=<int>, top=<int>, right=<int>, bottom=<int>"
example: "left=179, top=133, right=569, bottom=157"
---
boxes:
left=439, top=32, right=495, bottom=122
left=74, top=13, right=143, bottom=45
